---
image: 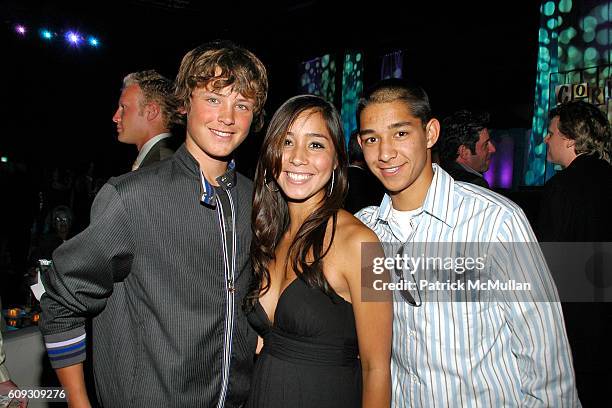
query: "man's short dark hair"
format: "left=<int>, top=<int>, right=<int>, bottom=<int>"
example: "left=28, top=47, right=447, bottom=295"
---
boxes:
left=357, top=78, right=433, bottom=129
left=549, top=100, right=611, bottom=163
left=439, top=110, right=490, bottom=163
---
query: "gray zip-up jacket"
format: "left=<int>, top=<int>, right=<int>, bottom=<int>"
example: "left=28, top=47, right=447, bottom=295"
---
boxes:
left=39, top=145, right=256, bottom=407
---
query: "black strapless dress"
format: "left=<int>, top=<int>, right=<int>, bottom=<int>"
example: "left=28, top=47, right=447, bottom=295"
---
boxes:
left=246, top=278, right=362, bottom=408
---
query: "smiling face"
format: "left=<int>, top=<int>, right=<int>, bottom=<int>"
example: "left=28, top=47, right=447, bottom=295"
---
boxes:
left=277, top=109, right=337, bottom=205
left=184, top=81, right=255, bottom=166
left=359, top=100, right=439, bottom=210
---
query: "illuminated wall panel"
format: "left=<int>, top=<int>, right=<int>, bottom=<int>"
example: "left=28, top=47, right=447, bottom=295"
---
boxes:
left=381, top=51, right=403, bottom=79
left=299, top=54, right=337, bottom=103
left=340, top=51, right=364, bottom=145
left=530, top=0, right=612, bottom=185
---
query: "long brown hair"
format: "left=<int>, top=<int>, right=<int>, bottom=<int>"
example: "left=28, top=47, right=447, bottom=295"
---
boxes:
left=245, top=95, right=348, bottom=309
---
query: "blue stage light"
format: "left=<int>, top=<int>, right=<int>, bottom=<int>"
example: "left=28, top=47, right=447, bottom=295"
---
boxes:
left=88, top=36, right=99, bottom=47
left=66, top=31, right=81, bottom=45
left=40, top=29, right=53, bottom=40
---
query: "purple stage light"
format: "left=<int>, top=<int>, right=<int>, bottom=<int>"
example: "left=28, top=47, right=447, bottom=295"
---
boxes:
left=15, top=25, right=26, bottom=35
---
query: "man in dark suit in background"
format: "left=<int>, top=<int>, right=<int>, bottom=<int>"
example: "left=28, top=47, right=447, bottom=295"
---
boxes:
left=539, top=100, right=612, bottom=241
left=438, top=110, right=495, bottom=188
left=538, top=100, right=612, bottom=407
left=344, top=130, right=385, bottom=213
left=112, top=70, right=182, bottom=171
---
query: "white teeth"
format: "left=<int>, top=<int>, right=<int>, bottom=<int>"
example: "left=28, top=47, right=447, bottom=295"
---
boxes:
left=286, top=172, right=312, bottom=181
left=210, top=129, right=232, bottom=137
left=381, top=166, right=400, bottom=173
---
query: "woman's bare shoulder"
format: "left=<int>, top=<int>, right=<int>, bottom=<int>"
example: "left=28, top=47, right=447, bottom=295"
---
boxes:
left=334, top=209, right=380, bottom=248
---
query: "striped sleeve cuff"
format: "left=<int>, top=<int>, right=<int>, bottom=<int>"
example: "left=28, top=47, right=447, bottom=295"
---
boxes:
left=43, top=326, right=86, bottom=369
left=0, top=363, right=10, bottom=382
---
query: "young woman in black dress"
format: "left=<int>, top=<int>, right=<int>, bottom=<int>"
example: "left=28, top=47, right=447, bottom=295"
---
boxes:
left=245, top=95, right=391, bottom=407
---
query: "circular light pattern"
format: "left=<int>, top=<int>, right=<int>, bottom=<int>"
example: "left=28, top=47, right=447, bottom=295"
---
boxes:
left=567, top=46, right=582, bottom=64
left=15, top=25, right=26, bottom=35
left=582, top=16, right=598, bottom=32
left=538, top=162, right=546, bottom=176
left=599, top=3, right=610, bottom=20
left=525, top=170, right=534, bottom=185
left=66, top=31, right=81, bottom=45
left=559, top=0, right=572, bottom=13
left=583, top=30, right=596, bottom=43
left=40, top=29, right=53, bottom=40
left=585, top=47, right=598, bottom=61
left=539, top=46, right=551, bottom=62
left=544, top=1, right=556, bottom=16
left=559, top=27, right=577, bottom=44
left=88, top=36, right=99, bottom=47
left=596, top=28, right=611, bottom=46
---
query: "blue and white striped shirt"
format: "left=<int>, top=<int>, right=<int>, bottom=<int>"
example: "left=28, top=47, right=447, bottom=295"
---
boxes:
left=356, top=164, right=580, bottom=408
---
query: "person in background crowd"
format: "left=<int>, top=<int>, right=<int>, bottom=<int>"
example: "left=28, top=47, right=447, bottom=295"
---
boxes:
left=344, top=130, right=385, bottom=214
left=538, top=100, right=612, bottom=407
left=112, top=70, right=183, bottom=171
left=539, top=100, right=612, bottom=241
left=438, top=109, right=495, bottom=188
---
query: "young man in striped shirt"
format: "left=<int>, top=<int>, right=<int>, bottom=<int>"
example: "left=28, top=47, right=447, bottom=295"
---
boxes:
left=355, top=79, right=580, bottom=407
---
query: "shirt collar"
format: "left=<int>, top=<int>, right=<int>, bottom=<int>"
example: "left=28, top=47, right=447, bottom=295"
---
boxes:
left=199, top=159, right=237, bottom=206
left=375, top=163, right=456, bottom=228
left=132, top=133, right=172, bottom=170
left=457, top=161, right=484, bottom=178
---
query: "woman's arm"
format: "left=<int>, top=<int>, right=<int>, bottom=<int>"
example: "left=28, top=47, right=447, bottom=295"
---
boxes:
left=340, top=224, right=392, bottom=408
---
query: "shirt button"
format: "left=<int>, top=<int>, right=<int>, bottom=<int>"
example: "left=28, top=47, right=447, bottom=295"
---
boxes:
left=411, top=374, right=419, bottom=384
left=409, top=330, right=416, bottom=338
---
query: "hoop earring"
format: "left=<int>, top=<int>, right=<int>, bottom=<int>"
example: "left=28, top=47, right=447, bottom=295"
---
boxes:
left=327, top=170, right=335, bottom=197
left=263, top=169, right=279, bottom=192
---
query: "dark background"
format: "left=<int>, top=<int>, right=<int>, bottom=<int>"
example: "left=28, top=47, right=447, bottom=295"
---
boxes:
left=1, top=0, right=541, bottom=174
left=0, top=0, right=542, bottom=305
left=5, top=4, right=609, bottom=407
